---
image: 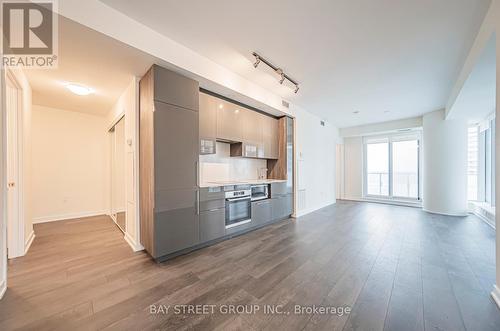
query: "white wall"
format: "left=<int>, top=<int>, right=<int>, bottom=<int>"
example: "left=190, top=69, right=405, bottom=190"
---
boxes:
left=0, top=69, right=6, bottom=298
left=293, top=107, right=338, bottom=216
left=494, top=0, right=500, bottom=304
left=422, top=109, right=468, bottom=216
left=342, top=136, right=364, bottom=200
left=106, top=78, right=142, bottom=251
left=31, top=105, right=108, bottom=222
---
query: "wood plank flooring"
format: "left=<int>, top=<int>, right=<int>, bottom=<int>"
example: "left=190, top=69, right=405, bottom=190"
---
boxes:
left=0, top=201, right=499, bottom=330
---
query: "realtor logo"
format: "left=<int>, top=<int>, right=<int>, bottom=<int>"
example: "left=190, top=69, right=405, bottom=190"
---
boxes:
left=1, top=0, right=58, bottom=68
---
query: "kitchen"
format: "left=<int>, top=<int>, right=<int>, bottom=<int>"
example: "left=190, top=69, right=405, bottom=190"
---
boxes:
left=139, top=65, right=294, bottom=261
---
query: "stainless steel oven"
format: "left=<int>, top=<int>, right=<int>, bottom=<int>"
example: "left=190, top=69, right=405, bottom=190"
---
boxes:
left=225, top=189, right=251, bottom=229
left=251, top=184, right=269, bottom=201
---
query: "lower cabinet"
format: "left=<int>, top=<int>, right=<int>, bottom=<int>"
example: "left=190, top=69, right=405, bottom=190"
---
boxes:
left=271, top=194, right=293, bottom=220
left=199, top=208, right=226, bottom=243
left=251, top=199, right=272, bottom=227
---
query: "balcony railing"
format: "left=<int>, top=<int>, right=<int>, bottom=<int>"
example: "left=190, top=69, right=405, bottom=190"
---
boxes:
left=367, top=172, right=418, bottom=198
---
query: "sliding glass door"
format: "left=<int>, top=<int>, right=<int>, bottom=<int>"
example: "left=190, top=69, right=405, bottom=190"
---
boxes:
left=366, top=140, right=389, bottom=196
left=364, top=133, right=421, bottom=200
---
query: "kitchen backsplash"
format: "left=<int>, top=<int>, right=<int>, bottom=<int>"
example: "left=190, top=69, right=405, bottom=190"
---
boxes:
left=199, top=142, right=267, bottom=183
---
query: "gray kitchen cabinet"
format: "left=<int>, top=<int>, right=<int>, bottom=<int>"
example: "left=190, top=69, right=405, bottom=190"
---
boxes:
left=139, top=64, right=200, bottom=260
left=153, top=65, right=199, bottom=110
left=270, top=182, right=290, bottom=197
left=271, top=194, right=293, bottom=221
left=154, top=101, right=198, bottom=191
left=217, top=100, right=244, bottom=142
left=199, top=208, right=226, bottom=243
left=199, top=92, right=217, bottom=154
left=252, top=199, right=272, bottom=226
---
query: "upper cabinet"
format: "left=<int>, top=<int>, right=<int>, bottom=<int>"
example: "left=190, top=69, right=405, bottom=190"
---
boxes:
left=200, top=91, right=279, bottom=159
left=262, top=115, right=279, bottom=159
left=153, top=66, right=199, bottom=110
left=216, top=99, right=244, bottom=142
left=199, top=93, right=217, bottom=154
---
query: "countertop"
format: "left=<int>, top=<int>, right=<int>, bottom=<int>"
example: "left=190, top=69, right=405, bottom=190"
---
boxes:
left=199, top=179, right=287, bottom=188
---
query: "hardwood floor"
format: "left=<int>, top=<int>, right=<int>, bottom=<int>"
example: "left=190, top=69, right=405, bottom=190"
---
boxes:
left=0, top=201, right=499, bottom=330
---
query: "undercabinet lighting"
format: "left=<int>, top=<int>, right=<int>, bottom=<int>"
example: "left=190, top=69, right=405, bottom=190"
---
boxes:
left=65, top=83, right=94, bottom=96
left=218, top=104, right=224, bottom=109
left=252, top=52, right=299, bottom=94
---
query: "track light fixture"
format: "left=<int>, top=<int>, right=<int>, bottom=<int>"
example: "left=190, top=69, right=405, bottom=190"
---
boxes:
left=252, top=52, right=299, bottom=94
left=253, top=55, right=261, bottom=68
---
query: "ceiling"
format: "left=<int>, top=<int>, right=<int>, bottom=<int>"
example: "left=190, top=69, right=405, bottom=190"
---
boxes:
left=101, top=0, right=491, bottom=127
left=448, top=35, right=496, bottom=123
left=25, top=16, right=156, bottom=116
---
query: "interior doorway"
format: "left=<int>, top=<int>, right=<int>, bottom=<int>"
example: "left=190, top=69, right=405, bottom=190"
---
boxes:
left=109, top=116, right=126, bottom=233
left=5, top=71, right=23, bottom=259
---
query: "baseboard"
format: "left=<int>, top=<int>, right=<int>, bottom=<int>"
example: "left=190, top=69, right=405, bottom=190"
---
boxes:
left=342, top=197, right=422, bottom=208
left=32, top=210, right=107, bottom=224
left=491, top=285, right=500, bottom=309
left=0, top=281, right=6, bottom=300
left=470, top=210, right=495, bottom=229
left=422, top=208, right=468, bottom=217
left=295, top=200, right=336, bottom=218
left=24, top=230, right=35, bottom=254
left=124, top=231, right=144, bottom=252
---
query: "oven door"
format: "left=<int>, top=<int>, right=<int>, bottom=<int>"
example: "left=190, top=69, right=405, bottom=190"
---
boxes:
left=225, top=197, right=251, bottom=228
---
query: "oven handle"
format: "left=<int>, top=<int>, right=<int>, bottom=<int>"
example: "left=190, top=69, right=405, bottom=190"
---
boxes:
left=226, top=196, right=251, bottom=202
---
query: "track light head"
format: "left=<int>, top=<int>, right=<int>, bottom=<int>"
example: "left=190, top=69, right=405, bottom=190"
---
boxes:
left=294, top=85, right=299, bottom=94
left=276, top=69, right=285, bottom=84
left=253, top=55, right=261, bottom=68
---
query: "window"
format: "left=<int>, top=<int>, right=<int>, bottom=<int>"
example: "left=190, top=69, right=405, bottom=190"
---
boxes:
left=467, top=126, right=479, bottom=201
left=468, top=118, right=495, bottom=207
left=364, top=133, right=421, bottom=200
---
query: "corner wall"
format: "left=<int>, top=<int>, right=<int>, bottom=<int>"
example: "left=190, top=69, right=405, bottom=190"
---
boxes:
left=293, top=107, right=338, bottom=216
left=106, top=77, right=142, bottom=251
left=422, top=110, right=468, bottom=215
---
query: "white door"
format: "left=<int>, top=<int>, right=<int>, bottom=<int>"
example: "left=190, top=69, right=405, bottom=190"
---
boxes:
left=6, top=78, right=20, bottom=259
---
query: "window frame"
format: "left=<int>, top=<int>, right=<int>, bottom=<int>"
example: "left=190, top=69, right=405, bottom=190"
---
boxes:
left=363, top=131, right=422, bottom=202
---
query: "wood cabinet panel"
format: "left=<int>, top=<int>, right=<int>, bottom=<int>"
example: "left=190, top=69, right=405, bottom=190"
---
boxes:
left=262, top=115, right=278, bottom=159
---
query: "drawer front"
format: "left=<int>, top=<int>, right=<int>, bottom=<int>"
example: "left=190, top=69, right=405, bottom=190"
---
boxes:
left=199, top=199, right=225, bottom=212
left=270, top=182, right=288, bottom=197
left=200, top=187, right=224, bottom=201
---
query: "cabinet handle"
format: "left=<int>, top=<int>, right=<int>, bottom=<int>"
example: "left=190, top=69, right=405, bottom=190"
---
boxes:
left=195, top=161, right=199, bottom=185
left=196, top=190, right=200, bottom=215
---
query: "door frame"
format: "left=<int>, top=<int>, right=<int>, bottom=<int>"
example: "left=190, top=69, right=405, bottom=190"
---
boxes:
left=108, top=113, right=125, bottom=225
left=5, top=69, right=25, bottom=259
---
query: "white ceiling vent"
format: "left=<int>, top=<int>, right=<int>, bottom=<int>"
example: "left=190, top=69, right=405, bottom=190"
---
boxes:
left=282, top=100, right=290, bottom=108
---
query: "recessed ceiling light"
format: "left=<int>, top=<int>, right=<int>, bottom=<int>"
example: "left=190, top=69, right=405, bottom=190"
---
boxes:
left=65, top=83, right=94, bottom=96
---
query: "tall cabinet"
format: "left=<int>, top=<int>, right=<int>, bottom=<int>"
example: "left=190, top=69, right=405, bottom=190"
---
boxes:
left=139, top=65, right=200, bottom=259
